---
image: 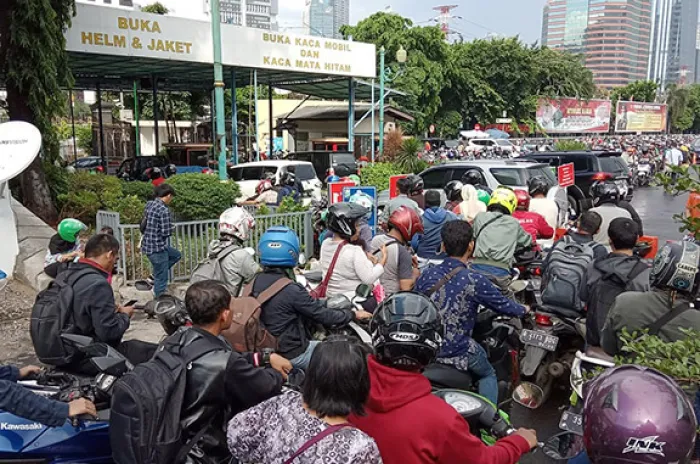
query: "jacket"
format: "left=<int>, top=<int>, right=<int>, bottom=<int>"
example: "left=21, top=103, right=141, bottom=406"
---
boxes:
left=173, top=327, right=283, bottom=464
left=207, top=239, right=260, bottom=295
left=564, top=231, right=608, bottom=260
left=618, top=200, right=643, bottom=236
left=581, top=253, right=651, bottom=347
left=472, top=212, right=532, bottom=270
left=512, top=210, right=554, bottom=242
left=0, top=365, right=68, bottom=427
left=589, top=204, right=632, bottom=247
left=349, top=356, right=531, bottom=464
left=601, top=289, right=700, bottom=356
left=381, top=195, right=421, bottom=223
left=254, top=269, right=354, bottom=359
left=414, top=207, right=459, bottom=259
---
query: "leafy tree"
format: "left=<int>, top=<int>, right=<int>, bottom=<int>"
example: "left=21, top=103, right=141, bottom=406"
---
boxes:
left=532, top=47, right=595, bottom=100
left=555, top=140, right=588, bottom=151
left=394, top=138, right=423, bottom=173
left=0, top=0, right=76, bottom=223
left=610, top=80, right=658, bottom=103
left=665, top=84, right=692, bottom=132
left=141, top=2, right=169, bottom=14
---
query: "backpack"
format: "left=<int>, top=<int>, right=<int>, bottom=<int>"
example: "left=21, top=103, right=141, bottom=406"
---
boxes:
left=221, top=277, right=293, bottom=352
left=541, top=236, right=597, bottom=312
left=190, top=244, right=240, bottom=286
left=30, top=268, right=100, bottom=366
left=110, top=334, right=216, bottom=464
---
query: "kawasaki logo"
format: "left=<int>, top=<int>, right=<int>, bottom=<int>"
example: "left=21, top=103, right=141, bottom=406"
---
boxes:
left=623, top=436, right=665, bottom=456
left=0, top=422, right=44, bottom=431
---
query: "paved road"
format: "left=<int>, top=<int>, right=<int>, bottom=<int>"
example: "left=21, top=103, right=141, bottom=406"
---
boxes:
left=515, top=184, right=687, bottom=463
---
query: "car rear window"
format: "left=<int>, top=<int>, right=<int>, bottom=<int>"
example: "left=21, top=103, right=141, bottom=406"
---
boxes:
left=496, top=140, right=512, bottom=146
left=332, top=153, right=356, bottom=166
left=292, top=164, right=316, bottom=181
left=490, top=168, right=524, bottom=186
left=598, top=156, right=627, bottom=174
left=422, top=168, right=449, bottom=189
left=229, top=166, right=277, bottom=181
left=526, top=166, right=558, bottom=186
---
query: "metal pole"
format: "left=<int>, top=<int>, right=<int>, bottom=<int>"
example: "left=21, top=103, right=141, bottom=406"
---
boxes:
left=253, top=70, right=260, bottom=161
left=378, top=47, right=385, bottom=157
left=133, top=81, right=141, bottom=157
left=152, top=76, right=159, bottom=156
left=211, top=0, right=228, bottom=180
left=96, top=82, right=106, bottom=170
left=69, top=89, right=77, bottom=162
left=231, top=70, right=238, bottom=166
left=268, top=84, right=274, bottom=158
left=371, top=78, right=375, bottom=163
left=348, top=78, right=355, bottom=154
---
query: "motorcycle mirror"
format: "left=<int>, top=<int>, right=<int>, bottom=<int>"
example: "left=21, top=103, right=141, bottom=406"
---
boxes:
left=298, top=253, right=307, bottom=267
left=541, top=432, right=586, bottom=461
left=355, top=284, right=373, bottom=299
left=60, top=333, right=95, bottom=348
left=90, top=357, right=129, bottom=377
left=512, top=382, right=545, bottom=409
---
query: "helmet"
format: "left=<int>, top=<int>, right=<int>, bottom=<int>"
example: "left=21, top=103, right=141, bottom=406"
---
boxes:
left=219, top=207, right=255, bottom=241
left=681, top=145, right=690, bottom=153
left=388, top=206, right=424, bottom=242
left=649, top=241, right=700, bottom=294
left=406, top=174, right=424, bottom=195
left=591, top=181, right=620, bottom=206
left=256, top=179, right=274, bottom=194
left=488, top=187, right=518, bottom=215
left=641, top=145, right=650, bottom=154
left=149, top=167, right=163, bottom=180
left=476, top=189, right=491, bottom=206
left=515, top=189, right=530, bottom=210
left=258, top=226, right=300, bottom=267
left=326, top=175, right=341, bottom=183
left=348, top=174, right=361, bottom=185
left=282, top=171, right=296, bottom=187
left=584, top=365, right=697, bottom=463
left=326, top=202, right=369, bottom=240
left=370, top=292, right=444, bottom=371
left=444, top=181, right=463, bottom=202
left=528, top=176, right=549, bottom=197
left=349, top=191, right=374, bottom=215
left=58, top=218, right=87, bottom=243
left=164, top=164, right=177, bottom=177
left=154, top=294, right=190, bottom=335
left=461, top=169, right=483, bottom=186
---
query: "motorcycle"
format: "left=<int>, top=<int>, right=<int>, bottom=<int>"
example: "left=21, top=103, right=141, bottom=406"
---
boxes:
left=312, top=284, right=373, bottom=345
left=636, top=161, right=653, bottom=187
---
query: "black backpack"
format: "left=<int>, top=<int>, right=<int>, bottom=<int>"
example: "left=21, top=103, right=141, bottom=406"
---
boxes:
left=30, top=268, right=100, bottom=366
left=541, top=236, right=597, bottom=312
left=110, top=333, right=216, bottom=464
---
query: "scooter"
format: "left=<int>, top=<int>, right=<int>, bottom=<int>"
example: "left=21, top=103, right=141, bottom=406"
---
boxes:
left=312, top=284, right=373, bottom=345
left=636, top=161, right=653, bottom=187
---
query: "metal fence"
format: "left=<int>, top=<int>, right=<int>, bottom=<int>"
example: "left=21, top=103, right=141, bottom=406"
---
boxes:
left=98, top=209, right=313, bottom=284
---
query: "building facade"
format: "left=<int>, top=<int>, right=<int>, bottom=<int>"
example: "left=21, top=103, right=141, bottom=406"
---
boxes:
left=219, top=0, right=279, bottom=30
left=80, top=0, right=133, bottom=7
left=305, top=0, right=350, bottom=39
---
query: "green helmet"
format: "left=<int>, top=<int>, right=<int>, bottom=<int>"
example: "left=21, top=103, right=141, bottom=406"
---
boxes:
left=58, top=218, right=87, bottom=243
left=348, top=174, right=361, bottom=185
left=476, top=189, right=491, bottom=206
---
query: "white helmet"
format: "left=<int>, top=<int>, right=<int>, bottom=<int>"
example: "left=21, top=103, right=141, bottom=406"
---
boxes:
left=219, top=207, right=255, bottom=241
left=349, top=191, right=374, bottom=210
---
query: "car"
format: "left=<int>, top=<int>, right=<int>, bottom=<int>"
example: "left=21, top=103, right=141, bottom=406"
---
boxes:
left=287, top=151, right=358, bottom=180
left=117, top=156, right=169, bottom=181
left=522, top=151, right=633, bottom=210
left=67, top=156, right=102, bottom=172
left=466, top=138, right=519, bottom=156
left=228, top=160, right=322, bottom=202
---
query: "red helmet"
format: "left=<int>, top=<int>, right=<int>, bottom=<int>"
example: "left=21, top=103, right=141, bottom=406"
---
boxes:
left=515, top=189, right=530, bottom=210
left=388, top=206, right=423, bottom=242
left=256, top=179, right=273, bottom=194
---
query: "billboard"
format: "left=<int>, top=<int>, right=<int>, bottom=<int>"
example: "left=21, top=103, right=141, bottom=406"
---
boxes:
left=615, top=101, right=668, bottom=133
left=536, top=98, right=612, bottom=133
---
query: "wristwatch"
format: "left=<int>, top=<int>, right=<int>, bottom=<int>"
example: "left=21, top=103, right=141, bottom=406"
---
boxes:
left=260, top=348, right=275, bottom=367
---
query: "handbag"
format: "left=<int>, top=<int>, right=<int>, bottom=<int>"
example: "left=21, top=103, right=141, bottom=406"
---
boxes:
left=310, top=241, right=347, bottom=299
left=283, top=424, right=352, bottom=464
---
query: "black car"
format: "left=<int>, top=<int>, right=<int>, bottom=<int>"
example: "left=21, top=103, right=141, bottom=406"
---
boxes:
left=287, top=151, right=358, bottom=180
left=522, top=151, right=633, bottom=210
left=117, top=156, right=169, bottom=182
left=68, top=156, right=102, bottom=171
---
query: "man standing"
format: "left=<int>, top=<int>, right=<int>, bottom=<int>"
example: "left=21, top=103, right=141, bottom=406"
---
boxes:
left=143, top=184, right=181, bottom=297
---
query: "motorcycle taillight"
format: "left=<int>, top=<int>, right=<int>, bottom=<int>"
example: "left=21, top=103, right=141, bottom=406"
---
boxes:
left=535, top=313, right=553, bottom=326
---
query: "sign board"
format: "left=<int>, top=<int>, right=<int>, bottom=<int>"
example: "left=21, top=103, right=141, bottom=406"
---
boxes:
left=0, top=121, right=42, bottom=183
left=536, top=98, right=612, bottom=133
left=328, top=181, right=355, bottom=204
left=495, top=118, right=512, bottom=124
left=557, top=163, right=575, bottom=188
left=389, top=174, right=409, bottom=199
left=119, top=109, right=133, bottom=122
left=65, top=3, right=377, bottom=79
left=615, top=101, right=668, bottom=133
left=344, top=186, right=377, bottom=235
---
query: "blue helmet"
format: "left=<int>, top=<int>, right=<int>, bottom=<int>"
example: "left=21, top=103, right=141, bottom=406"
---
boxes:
left=258, top=226, right=300, bottom=267
left=326, top=175, right=340, bottom=183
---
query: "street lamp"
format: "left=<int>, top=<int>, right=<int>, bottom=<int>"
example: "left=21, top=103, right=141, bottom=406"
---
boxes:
left=378, top=46, right=408, bottom=157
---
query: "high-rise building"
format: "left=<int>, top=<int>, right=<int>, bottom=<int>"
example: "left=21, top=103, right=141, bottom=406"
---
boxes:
left=219, top=0, right=279, bottom=30
left=305, top=0, right=350, bottom=39
left=648, top=0, right=699, bottom=87
left=541, top=0, right=653, bottom=88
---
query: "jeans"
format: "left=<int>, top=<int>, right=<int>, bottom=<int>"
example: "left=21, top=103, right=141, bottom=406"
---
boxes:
left=147, top=246, right=181, bottom=297
left=568, top=452, right=590, bottom=464
left=467, top=343, right=499, bottom=406
left=290, top=340, right=320, bottom=371
left=471, top=263, right=514, bottom=297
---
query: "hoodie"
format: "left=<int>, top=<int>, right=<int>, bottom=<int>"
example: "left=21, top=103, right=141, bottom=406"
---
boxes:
left=581, top=253, right=651, bottom=347
left=349, top=356, right=531, bottom=464
left=413, top=207, right=458, bottom=259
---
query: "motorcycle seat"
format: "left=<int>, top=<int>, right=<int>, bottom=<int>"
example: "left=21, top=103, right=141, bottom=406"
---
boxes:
left=423, top=363, right=474, bottom=390
left=303, top=271, right=323, bottom=283
left=538, top=305, right=583, bottom=320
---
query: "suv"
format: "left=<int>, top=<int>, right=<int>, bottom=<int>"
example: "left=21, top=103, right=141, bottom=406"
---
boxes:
left=228, top=160, right=322, bottom=202
left=117, top=156, right=169, bottom=181
left=288, top=151, right=358, bottom=180
left=522, top=151, right=633, bottom=209
left=466, top=138, right=519, bottom=156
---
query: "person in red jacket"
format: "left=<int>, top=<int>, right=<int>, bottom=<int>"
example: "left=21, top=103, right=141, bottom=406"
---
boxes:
left=350, top=292, right=537, bottom=464
left=512, top=189, right=554, bottom=243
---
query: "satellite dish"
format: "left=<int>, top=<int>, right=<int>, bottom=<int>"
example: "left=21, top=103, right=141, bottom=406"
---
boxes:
left=0, top=121, right=42, bottom=183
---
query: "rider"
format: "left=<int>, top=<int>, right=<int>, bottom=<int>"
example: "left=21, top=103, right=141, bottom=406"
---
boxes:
left=601, top=240, right=700, bottom=356
left=239, top=179, right=278, bottom=206
left=254, top=226, right=372, bottom=369
left=588, top=181, right=634, bottom=248
left=454, top=184, right=487, bottom=223
left=512, top=189, right=554, bottom=243
left=564, top=210, right=608, bottom=259
left=415, top=220, right=527, bottom=405
left=406, top=174, right=426, bottom=210
left=412, top=190, right=459, bottom=260
left=381, top=177, right=422, bottom=225
left=461, top=169, right=492, bottom=194
left=349, top=291, right=538, bottom=464
left=44, top=218, right=87, bottom=278
left=444, top=180, right=463, bottom=212
left=348, top=191, right=375, bottom=252
left=527, top=176, right=558, bottom=229
left=277, top=172, right=300, bottom=203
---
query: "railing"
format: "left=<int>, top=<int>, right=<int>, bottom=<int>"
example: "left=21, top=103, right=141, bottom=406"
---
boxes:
left=98, top=209, right=313, bottom=285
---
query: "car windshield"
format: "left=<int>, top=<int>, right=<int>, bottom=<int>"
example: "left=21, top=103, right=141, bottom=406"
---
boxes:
left=598, top=156, right=627, bottom=174
left=229, top=166, right=277, bottom=181
left=496, top=140, right=512, bottom=146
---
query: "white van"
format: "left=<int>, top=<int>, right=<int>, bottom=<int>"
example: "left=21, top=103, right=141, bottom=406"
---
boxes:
left=229, top=160, right=322, bottom=202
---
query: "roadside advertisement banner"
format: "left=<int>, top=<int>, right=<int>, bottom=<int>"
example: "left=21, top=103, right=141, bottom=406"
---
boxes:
left=536, top=98, right=612, bottom=133
left=615, top=101, right=668, bottom=133
left=344, top=186, right=377, bottom=234
left=328, top=181, right=355, bottom=204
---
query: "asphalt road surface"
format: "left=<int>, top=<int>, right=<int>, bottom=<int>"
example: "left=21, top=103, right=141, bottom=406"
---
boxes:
left=514, top=184, right=687, bottom=463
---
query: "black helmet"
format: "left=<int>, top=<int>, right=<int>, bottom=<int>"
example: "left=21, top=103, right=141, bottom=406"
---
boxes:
left=444, top=180, right=463, bottom=202
left=650, top=241, right=700, bottom=295
left=281, top=171, right=296, bottom=187
left=153, top=295, right=190, bottom=335
left=461, top=169, right=482, bottom=186
left=149, top=167, right=163, bottom=180
left=326, top=202, right=369, bottom=240
left=406, top=174, right=424, bottom=195
left=527, top=176, right=549, bottom=196
left=164, top=164, right=177, bottom=177
left=370, top=292, right=444, bottom=371
left=591, top=180, right=620, bottom=206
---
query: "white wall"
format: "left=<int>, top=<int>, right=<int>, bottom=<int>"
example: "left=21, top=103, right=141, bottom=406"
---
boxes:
left=0, top=188, right=19, bottom=278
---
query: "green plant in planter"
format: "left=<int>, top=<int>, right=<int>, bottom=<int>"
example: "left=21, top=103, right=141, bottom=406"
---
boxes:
left=360, top=162, right=403, bottom=192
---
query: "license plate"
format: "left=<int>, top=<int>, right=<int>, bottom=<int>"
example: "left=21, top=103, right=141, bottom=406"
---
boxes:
left=520, top=329, right=559, bottom=351
left=559, top=410, right=583, bottom=435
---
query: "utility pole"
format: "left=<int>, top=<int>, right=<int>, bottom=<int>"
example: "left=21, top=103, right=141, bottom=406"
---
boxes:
left=433, top=5, right=459, bottom=36
left=378, top=46, right=385, bottom=157
left=211, top=0, right=228, bottom=180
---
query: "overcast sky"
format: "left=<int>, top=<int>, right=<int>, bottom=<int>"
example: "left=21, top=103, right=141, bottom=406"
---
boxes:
left=138, top=0, right=549, bottom=43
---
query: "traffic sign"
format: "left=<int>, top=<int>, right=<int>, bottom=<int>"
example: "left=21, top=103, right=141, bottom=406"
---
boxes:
left=328, top=181, right=355, bottom=204
left=558, top=163, right=575, bottom=188
left=344, top=186, right=378, bottom=235
left=389, top=174, right=409, bottom=199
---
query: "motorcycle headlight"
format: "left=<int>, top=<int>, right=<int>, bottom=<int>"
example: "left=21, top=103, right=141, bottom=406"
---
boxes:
left=440, top=391, right=485, bottom=415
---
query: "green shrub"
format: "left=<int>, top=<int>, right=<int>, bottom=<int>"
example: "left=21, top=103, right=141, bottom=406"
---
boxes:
left=360, top=162, right=404, bottom=192
left=554, top=140, right=588, bottom=152
left=58, top=173, right=122, bottom=224
left=166, top=174, right=241, bottom=221
left=121, top=180, right=154, bottom=202
left=75, top=124, right=93, bottom=153
left=276, top=195, right=308, bottom=213
left=108, top=195, right=146, bottom=224
left=395, top=138, right=425, bottom=174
